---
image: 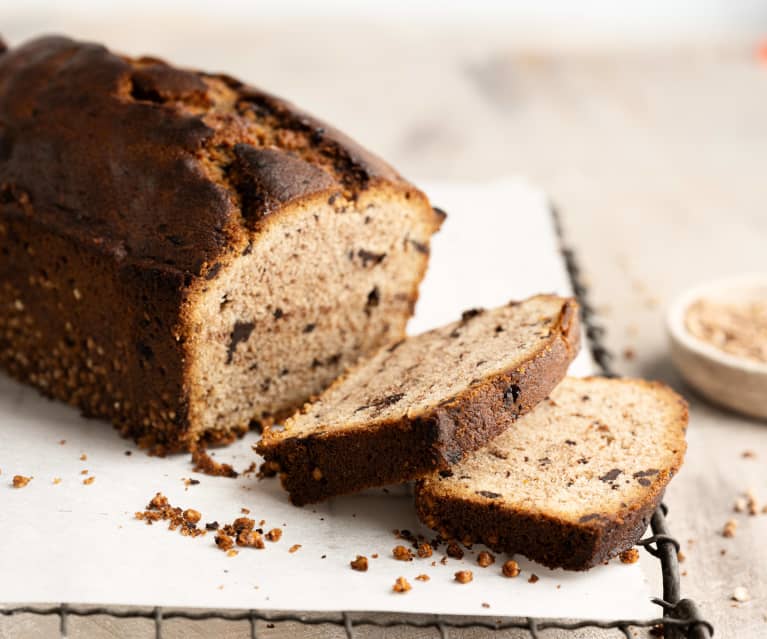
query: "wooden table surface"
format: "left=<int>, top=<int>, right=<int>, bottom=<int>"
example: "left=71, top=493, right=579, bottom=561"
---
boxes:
left=2, top=14, right=766, bottom=638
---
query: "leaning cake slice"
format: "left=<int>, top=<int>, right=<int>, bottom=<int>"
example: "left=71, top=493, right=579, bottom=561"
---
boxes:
left=415, top=377, right=688, bottom=570
left=258, top=294, right=580, bottom=505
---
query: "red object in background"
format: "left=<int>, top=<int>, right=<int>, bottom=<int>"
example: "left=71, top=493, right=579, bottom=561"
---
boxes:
left=758, top=40, right=767, bottom=64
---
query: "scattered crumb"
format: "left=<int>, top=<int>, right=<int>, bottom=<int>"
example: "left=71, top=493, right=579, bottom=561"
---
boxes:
left=52, top=478, right=62, bottom=485
left=415, top=574, right=430, bottom=582
left=734, top=497, right=747, bottom=513
left=446, top=541, right=464, bottom=559
left=720, top=549, right=727, bottom=556
left=417, top=543, right=433, bottom=558
left=135, top=492, right=206, bottom=538
left=528, top=574, right=540, bottom=584
left=83, top=476, right=95, bottom=485
left=619, top=548, right=640, bottom=564
left=59, top=440, right=66, bottom=445
left=12, top=475, right=31, bottom=488
left=183, top=509, right=201, bottom=524
left=440, top=556, right=448, bottom=565
left=723, top=519, right=738, bottom=538
left=80, top=469, right=89, bottom=475
left=265, top=528, right=282, bottom=542
left=393, top=545, right=414, bottom=561
left=454, top=570, right=473, bottom=584
left=392, top=576, right=411, bottom=593
left=502, top=560, right=520, bottom=578
left=477, top=551, right=495, bottom=568
left=371, top=553, right=379, bottom=559
left=350, top=555, right=368, bottom=572
left=183, top=478, right=201, bottom=489
left=241, top=507, right=250, bottom=514
left=732, top=586, right=750, bottom=603
left=481, top=602, right=490, bottom=609
left=745, top=489, right=759, bottom=515
left=622, top=347, right=636, bottom=361
left=227, top=549, right=239, bottom=558
left=192, top=449, right=238, bottom=478
left=742, top=450, right=756, bottom=459
left=289, top=544, right=302, bottom=553
left=241, top=462, right=258, bottom=475
left=215, top=532, right=235, bottom=551
left=79, top=453, right=87, bottom=461
left=677, top=551, right=686, bottom=563
left=125, top=450, right=132, bottom=456
left=236, top=531, right=264, bottom=548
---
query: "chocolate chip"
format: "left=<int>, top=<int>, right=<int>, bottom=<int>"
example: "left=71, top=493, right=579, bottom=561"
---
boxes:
left=565, top=439, right=577, bottom=446
left=578, top=513, right=602, bottom=523
left=354, top=392, right=406, bottom=413
left=503, top=384, right=521, bottom=405
left=358, top=249, right=386, bottom=266
left=409, top=239, right=429, bottom=254
left=637, top=478, right=651, bottom=487
left=226, top=321, right=255, bottom=364
left=204, top=262, right=222, bottom=280
left=599, top=468, right=622, bottom=482
left=494, top=325, right=504, bottom=333
left=303, top=323, right=316, bottom=333
left=633, top=469, right=659, bottom=478
left=476, top=490, right=502, bottom=499
left=273, top=308, right=284, bottom=319
left=461, top=308, right=484, bottom=321
left=366, top=286, right=380, bottom=308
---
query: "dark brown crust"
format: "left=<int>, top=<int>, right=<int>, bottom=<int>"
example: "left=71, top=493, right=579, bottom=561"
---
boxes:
left=415, top=481, right=665, bottom=571
left=413, top=380, right=689, bottom=571
left=0, top=35, right=438, bottom=452
left=258, top=298, right=580, bottom=505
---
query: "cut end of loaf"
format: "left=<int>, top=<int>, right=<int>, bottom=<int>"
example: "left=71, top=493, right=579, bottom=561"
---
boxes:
left=184, top=188, right=440, bottom=445
left=415, top=376, right=688, bottom=570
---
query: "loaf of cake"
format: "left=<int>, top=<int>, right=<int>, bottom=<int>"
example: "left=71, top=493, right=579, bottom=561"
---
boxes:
left=0, top=36, right=443, bottom=452
left=415, top=377, right=688, bottom=570
left=258, top=295, right=581, bottom=505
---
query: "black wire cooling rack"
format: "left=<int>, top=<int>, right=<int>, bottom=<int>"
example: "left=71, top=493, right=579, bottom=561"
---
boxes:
left=0, top=205, right=713, bottom=638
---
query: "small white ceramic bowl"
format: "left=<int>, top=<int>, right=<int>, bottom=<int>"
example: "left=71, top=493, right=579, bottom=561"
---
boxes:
left=667, top=274, right=767, bottom=420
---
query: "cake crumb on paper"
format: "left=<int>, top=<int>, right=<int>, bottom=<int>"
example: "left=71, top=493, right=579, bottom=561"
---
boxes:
left=619, top=548, right=639, bottom=564
left=502, top=560, right=520, bottom=578
left=392, top=577, right=411, bottom=593
left=12, top=475, right=31, bottom=488
left=350, top=556, right=368, bottom=572
left=455, top=570, right=473, bottom=584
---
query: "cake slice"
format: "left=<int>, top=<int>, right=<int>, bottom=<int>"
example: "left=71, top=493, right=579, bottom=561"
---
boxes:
left=257, top=294, right=581, bottom=505
left=415, top=377, right=688, bottom=570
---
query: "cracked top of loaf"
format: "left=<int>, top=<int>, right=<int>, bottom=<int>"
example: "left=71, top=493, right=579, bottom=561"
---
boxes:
left=0, top=35, right=421, bottom=275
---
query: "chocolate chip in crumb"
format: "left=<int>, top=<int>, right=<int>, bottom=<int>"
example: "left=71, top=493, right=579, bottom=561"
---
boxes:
left=446, top=542, right=464, bottom=559
left=265, top=528, right=282, bottom=542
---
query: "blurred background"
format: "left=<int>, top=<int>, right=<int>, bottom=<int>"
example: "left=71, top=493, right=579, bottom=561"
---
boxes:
left=3, top=2, right=767, bottom=636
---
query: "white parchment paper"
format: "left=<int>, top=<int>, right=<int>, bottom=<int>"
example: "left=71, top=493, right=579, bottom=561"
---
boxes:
left=0, top=180, right=657, bottom=619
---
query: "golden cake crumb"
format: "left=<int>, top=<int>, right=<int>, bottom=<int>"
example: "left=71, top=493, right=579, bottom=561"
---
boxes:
left=502, top=560, right=520, bottom=578
left=83, top=476, right=95, bottom=485
left=183, top=509, right=201, bottom=524
left=528, top=574, right=540, bottom=583
left=80, top=453, right=87, bottom=461
left=393, top=545, right=414, bottom=561
left=215, top=532, right=235, bottom=551
left=227, top=549, right=239, bottom=557
left=80, top=469, right=88, bottom=475
left=289, top=544, right=302, bottom=553
left=266, top=528, right=282, bottom=542
left=392, top=576, right=411, bottom=593
left=12, top=475, right=31, bottom=488
left=677, top=550, right=686, bottom=563
left=350, top=555, right=368, bottom=571
left=52, top=477, right=61, bottom=485
left=241, top=507, right=250, bottom=514
left=415, top=574, right=430, bottom=582
left=722, top=519, right=738, bottom=538
left=454, top=570, right=473, bottom=584
left=236, top=530, right=264, bottom=548
left=619, top=548, right=640, bottom=564
left=477, top=551, right=495, bottom=567
left=417, top=542, right=433, bottom=558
